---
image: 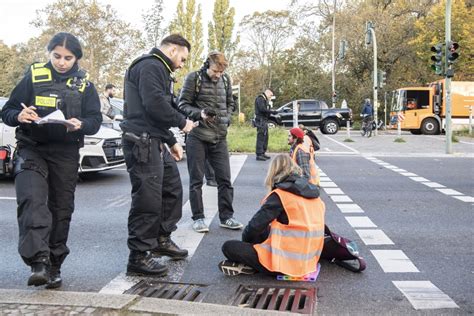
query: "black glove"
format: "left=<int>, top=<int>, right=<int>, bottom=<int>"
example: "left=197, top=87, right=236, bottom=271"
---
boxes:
left=203, top=107, right=218, bottom=117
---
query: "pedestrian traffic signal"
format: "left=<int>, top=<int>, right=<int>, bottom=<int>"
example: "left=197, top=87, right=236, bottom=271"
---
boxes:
left=447, top=41, right=459, bottom=64
left=430, top=43, right=444, bottom=76
left=378, top=70, right=387, bottom=88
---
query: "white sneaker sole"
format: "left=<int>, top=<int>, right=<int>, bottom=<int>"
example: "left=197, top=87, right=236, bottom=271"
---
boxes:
left=219, top=223, right=243, bottom=230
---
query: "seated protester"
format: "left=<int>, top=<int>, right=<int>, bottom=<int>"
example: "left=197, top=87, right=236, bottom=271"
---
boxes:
left=288, top=127, right=319, bottom=186
left=219, top=154, right=325, bottom=277
left=298, top=124, right=320, bottom=154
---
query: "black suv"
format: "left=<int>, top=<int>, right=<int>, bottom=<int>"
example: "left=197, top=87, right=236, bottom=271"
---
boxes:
left=269, top=99, right=352, bottom=134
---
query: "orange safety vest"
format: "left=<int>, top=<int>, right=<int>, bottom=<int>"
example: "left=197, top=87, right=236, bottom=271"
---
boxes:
left=254, top=188, right=325, bottom=277
left=291, top=143, right=320, bottom=185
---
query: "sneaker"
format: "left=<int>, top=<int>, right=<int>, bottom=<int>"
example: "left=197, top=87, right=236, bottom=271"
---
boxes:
left=127, top=251, right=168, bottom=276
left=220, top=217, right=243, bottom=230
left=192, top=219, right=209, bottom=233
left=218, top=260, right=256, bottom=276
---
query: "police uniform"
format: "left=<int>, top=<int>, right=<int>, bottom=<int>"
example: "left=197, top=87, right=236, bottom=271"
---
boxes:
left=1, top=62, right=102, bottom=281
left=254, top=93, right=273, bottom=159
left=120, top=48, right=188, bottom=275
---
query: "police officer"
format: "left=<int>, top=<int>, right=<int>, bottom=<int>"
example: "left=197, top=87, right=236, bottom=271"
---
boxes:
left=255, top=89, right=277, bottom=161
left=120, top=34, right=194, bottom=276
left=1, top=32, right=102, bottom=288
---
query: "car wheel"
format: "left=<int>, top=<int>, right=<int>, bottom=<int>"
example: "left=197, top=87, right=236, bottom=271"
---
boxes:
left=267, top=122, right=276, bottom=129
left=421, top=118, right=439, bottom=135
left=322, top=119, right=339, bottom=134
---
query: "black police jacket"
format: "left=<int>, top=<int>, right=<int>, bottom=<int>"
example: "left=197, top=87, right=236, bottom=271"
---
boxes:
left=120, top=48, right=186, bottom=146
left=2, top=62, right=102, bottom=145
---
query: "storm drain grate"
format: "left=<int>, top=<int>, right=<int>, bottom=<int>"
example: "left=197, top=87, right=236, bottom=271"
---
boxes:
left=124, top=280, right=209, bottom=302
left=231, top=285, right=317, bottom=314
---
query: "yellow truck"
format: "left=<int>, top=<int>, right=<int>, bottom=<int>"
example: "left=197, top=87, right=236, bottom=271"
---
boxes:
left=390, top=80, right=474, bottom=134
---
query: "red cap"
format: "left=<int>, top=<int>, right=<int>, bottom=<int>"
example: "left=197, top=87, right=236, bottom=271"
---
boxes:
left=289, top=127, right=305, bottom=139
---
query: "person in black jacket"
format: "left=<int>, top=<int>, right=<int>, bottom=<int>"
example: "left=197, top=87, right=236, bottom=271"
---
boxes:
left=178, top=51, right=243, bottom=233
left=255, top=89, right=277, bottom=161
left=120, top=34, right=195, bottom=276
left=1, top=32, right=102, bottom=288
left=218, top=154, right=323, bottom=276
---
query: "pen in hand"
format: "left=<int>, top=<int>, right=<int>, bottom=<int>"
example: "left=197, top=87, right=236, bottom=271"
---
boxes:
left=19, top=103, right=39, bottom=123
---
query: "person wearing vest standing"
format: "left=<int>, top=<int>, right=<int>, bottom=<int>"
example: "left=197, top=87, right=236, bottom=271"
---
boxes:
left=288, top=127, right=320, bottom=186
left=254, top=89, right=277, bottom=161
left=1, top=33, right=102, bottom=288
left=219, top=154, right=325, bottom=276
left=120, top=34, right=195, bottom=276
left=178, top=51, right=243, bottom=233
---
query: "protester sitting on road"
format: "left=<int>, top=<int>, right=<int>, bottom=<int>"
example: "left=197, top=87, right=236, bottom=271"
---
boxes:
left=288, top=127, right=319, bottom=186
left=219, top=154, right=325, bottom=276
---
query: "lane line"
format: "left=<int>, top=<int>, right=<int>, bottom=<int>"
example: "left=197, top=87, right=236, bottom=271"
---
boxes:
left=409, top=176, right=430, bottom=182
left=436, top=188, right=464, bottom=196
left=323, top=188, right=344, bottom=195
left=371, top=250, right=419, bottom=273
left=345, top=216, right=377, bottom=228
left=319, top=181, right=338, bottom=188
left=421, top=182, right=445, bottom=188
left=336, top=203, right=364, bottom=213
left=0, top=197, right=16, bottom=200
left=322, top=135, right=360, bottom=154
left=356, top=229, right=394, bottom=245
left=99, top=154, right=248, bottom=294
left=393, top=281, right=459, bottom=310
left=453, top=195, right=474, bottom=202
left=330, top=195, right=353, bottom=203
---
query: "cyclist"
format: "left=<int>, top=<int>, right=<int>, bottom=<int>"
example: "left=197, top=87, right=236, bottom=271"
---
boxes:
left=360, top=98, right=373, bottom=136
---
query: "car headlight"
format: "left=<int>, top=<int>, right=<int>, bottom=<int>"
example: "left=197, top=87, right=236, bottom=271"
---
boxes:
left=84, top=137, right=102, bottom=145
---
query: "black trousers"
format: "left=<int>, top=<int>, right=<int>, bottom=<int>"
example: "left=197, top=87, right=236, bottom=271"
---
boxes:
left=14, top=142, right=79, bottom=267
left=204, top=159, right=215, bottom=181
left=222, top=240, right=276, bottom=275
left=123, top=138, right=183, bottom=252
left=185, top=134, right=234, bottom=221
left=255, top=119, right=269, bottom=156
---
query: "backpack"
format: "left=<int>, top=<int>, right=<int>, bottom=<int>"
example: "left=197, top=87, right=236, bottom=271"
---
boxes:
left=305, top=129, right=320, bottom=151
left=321, top=225, right=367, bottom=272
left=194, top=70, right=230, bottom=100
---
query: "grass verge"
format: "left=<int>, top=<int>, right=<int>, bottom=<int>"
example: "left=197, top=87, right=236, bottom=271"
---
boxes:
left=227, top=124, right=290, bottom=153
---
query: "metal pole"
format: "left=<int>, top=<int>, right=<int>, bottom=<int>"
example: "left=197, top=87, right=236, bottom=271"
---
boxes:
left=331, top=0, right=336, bottom=108
left=346, top=120, right=350, bottom=139
left=397, top=111, right=401, bottom=137
left=469, top=107, right=473, bottom=136
left=238, top=83, right=241, bottom=115
left=445, top=0, right=452, bottom=154
left=293, top=100, right=298, bottom=127
left=370, top=27, right=378, bottom=136
left=384, top=91, right=387, bottom=129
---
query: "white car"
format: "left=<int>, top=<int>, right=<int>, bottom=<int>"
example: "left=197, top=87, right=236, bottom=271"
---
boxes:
left=0, top=97, right=125, bottom=176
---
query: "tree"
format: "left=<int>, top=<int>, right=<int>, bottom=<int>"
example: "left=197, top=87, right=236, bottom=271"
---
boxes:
left=208, top=0, right=239, bottom=62
left=31, top=0, right=145, bottom=89
left=143, top=0, right=166, bottom=48
left=169, top=0, right=204, bottom=89
left=239, top=10, right=296, bottom=88
left=412, top=0, right=474, bottom=80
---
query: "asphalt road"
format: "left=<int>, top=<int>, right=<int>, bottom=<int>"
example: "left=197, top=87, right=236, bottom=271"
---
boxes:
left=0, top=132, right=472, bottom=315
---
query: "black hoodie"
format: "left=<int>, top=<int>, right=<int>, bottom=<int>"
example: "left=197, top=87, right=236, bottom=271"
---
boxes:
left=2, top=62, right=102, bottom=145
left=242, top=174, right=320, bottom=244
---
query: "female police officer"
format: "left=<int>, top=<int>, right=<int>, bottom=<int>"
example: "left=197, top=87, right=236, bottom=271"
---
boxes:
left=2, top=32, right=102, bottom=288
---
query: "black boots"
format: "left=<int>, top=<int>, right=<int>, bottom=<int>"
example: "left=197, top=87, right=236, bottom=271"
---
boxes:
left=46, top=266, right=62, bottom=289
left=27, top=259, right=49, bottom=287
left=127, top=251, right=168, bottom=276
left=152, top=236, right=188, bottom=260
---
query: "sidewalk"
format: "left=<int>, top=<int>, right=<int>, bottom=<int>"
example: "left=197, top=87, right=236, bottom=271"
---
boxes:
left=0, top=289, right=294, bottom=315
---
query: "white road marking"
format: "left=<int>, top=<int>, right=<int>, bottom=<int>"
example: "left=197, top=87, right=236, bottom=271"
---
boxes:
left=392, top=168, right=407, bottom=172
left=319, top=176, right=331, bottom=182
left=453, top=195, right=474, bottom=202
left=345, top=216, right=377, bottom=228
left=436, top=188, right=464, bottom=195
left=409, top=176, right=430, bottom=182
left=323, top=188, right=344, bottom=195
left=421, top=182, right=445, bottom=188
left=356, top=229, right=394, bottom=245
left=99, top=155, right=248, bottom=294
left=322, top=135, right=360, bottom=154
left=319, top=181, right=338, bottom=188
left=371, top=250, right=419, bottom=272
left=393, top=281, right=459, bottom=310
left=400, top=172, right=418, bottom=177
left=0, top=197, right=16, bottom=200
left=336, top=203, right=364, bottom=213
left=330, top=195, right=353, bottom=203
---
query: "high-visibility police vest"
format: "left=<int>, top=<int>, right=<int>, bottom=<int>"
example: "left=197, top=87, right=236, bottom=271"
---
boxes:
left=291, top=143, right=320, bottom=185
left=30, top=62, right=88, bottom=119
left=254, top=188, right=325, bottom=277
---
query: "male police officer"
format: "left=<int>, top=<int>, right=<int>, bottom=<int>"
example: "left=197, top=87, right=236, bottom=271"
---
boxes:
left=255, top=89, right=277, bottom=161
left=120, top=34, right=194, bottom=276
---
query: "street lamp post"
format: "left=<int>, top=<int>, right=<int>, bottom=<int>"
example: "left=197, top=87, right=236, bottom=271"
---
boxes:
left=366, top=22, right=378, bottom=136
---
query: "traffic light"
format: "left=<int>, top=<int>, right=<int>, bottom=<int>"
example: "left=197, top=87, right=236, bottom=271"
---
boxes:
left=378, top=70, right=387, bottom=88
left=447, top=41, right=459, bottom=64
left=430, top=43, right=444, bottom=76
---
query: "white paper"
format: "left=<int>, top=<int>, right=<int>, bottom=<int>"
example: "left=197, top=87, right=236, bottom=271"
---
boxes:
left=35, top=110, right=75, bottom=129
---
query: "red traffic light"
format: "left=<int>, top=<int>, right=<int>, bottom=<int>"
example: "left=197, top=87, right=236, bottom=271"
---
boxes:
left=448, top=42, right=459, bottom=52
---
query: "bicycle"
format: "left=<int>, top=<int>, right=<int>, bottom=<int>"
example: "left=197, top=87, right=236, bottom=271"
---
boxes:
left=360, top=115, right=374, bottom=137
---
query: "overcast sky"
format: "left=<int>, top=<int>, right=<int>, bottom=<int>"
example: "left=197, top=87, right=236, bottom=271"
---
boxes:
left=0, top=0, right=291, bottom=46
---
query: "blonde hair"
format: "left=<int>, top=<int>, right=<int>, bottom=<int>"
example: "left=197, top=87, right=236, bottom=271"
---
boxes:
left=208, top=51, right=228, bottom=71
left=264, top=154, right=302, bottom=191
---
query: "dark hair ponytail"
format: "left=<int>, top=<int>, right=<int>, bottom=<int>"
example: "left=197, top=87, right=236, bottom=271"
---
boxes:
left=47, top=32, right=83, bottom=60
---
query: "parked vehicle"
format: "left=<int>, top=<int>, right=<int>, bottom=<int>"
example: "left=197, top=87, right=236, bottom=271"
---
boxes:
left=0, top=97, right=125, bottom=177
left=269, top=99, right=353, bottom=134
left=389, top=80, right=474, bottom=135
